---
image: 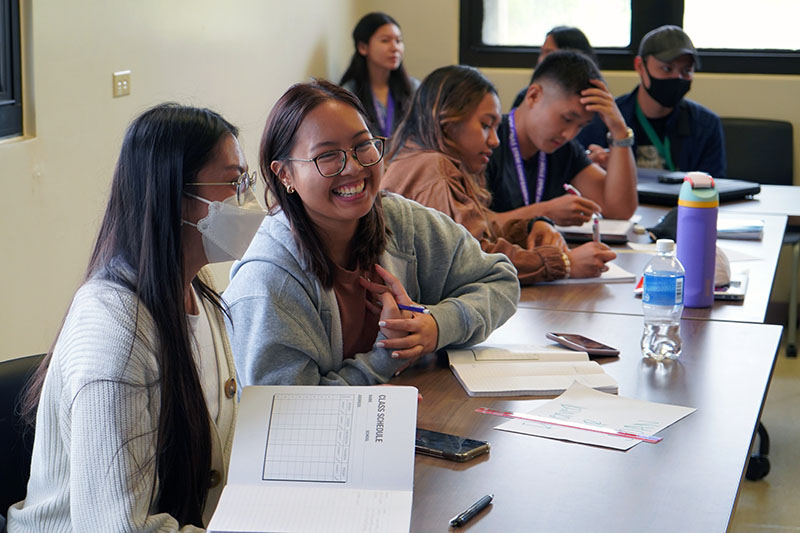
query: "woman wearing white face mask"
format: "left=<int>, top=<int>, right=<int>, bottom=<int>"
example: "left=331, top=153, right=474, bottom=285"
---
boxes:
left=9, top=103, right=264, bottom=531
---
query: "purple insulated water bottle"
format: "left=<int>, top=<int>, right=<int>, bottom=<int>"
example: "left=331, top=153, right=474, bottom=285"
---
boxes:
left=676, top=172, right=718, bottom=308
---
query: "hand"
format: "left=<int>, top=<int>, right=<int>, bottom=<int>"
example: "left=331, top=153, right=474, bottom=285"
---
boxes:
left=539, top=195, right=602, bottom=226
left=526, top=220, right=567, bottom=251
left=586, top=144, right=610, bottom=170
left=360, top=264, right=439, bottom=362
left=580, top=79, right=628, bottom=139
left=566, top=242, right=617, bottom=278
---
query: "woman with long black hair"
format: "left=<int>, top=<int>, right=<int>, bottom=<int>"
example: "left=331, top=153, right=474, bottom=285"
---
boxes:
left=8, top=103, right=265, bottom=531
left=340, top=12, right=419, bottom=137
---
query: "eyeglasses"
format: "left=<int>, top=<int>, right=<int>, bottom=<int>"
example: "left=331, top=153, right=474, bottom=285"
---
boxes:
left=285, top=138, right=385, bottom=178
left=186, top=171, right=258, bottom=206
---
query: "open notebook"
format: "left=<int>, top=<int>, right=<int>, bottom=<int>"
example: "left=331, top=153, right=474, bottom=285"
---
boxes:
left=208, top=386, right=418, bottom=533
left=448, top=344, right=618, bottom=397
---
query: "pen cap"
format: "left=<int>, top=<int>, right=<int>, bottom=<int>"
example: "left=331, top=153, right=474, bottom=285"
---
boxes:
left=678, top=172, right=719, bottom=207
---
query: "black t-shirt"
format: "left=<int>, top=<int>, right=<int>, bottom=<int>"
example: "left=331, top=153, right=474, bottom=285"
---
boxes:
left=486, top=114, right=593, bottom=213
left=631, top=113, right=670, bottom=169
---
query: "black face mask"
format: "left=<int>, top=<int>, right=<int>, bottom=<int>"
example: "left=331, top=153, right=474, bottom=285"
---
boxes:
left=644, top=66, right=691, bottom=108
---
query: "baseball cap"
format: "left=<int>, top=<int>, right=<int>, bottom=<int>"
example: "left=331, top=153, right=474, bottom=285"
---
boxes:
left=638, top=25, right=701, bottom=68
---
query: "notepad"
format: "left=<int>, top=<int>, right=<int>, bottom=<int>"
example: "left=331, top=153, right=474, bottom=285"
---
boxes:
left=717, top=218, right=765, bottom=240
left=448, top=345, right=618, bottom=397
left=556, top=218, right=635, bottom=244
left=208, top=386, right=418, bottom=533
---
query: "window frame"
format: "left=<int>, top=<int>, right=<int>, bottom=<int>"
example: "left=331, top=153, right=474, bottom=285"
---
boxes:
left=460, top=0, right=800, bottom=75
left=0, top=0, right=22, bottom=139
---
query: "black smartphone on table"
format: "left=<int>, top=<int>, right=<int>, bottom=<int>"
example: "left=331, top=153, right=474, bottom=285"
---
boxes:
left=545, top=332, right=620, bottom=357
left=415, top=428, right=490, bottom=462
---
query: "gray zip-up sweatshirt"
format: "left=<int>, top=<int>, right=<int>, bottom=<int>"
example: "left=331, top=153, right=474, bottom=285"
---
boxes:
left=223, top=193, right=520, bottom=386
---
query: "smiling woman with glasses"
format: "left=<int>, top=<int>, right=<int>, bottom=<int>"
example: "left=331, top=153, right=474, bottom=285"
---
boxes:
left=221, top=79, right=519, bottom=388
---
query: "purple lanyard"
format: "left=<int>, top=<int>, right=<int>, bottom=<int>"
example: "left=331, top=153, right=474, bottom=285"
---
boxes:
left=373, top=90, right=395, bottom=137
left=508, top=109, right=547, bottom=205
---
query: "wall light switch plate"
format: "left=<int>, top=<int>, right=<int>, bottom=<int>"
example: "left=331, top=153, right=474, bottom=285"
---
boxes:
left=113, top=70, right=131, bottom=97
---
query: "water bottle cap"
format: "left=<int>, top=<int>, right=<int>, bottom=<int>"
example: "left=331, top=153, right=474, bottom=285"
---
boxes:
left=656, top=238, right=675, bottom=253
left=678, top=171, right=719, bottom=207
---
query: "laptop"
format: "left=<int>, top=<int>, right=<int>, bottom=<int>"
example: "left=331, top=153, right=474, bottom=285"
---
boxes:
left=634, top=270, right=749, bottom=302
left=637, top=168, right=761, bottom=206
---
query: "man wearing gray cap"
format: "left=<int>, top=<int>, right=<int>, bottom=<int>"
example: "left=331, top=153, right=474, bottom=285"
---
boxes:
left=578, top=25, right=726, bottom=178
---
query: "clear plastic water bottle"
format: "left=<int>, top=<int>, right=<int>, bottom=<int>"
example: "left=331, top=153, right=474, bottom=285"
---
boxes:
left=641, top=239, right=685, bottom=361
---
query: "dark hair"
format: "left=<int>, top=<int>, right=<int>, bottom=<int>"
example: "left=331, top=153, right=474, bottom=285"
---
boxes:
left=531, top=49, right=604, bottom=95
left=260, top=79, right=387, bottom=288
left=339, top=12, right=414, bottom=136
left=22, top=103, right=237, bottom=527
left=389, top=64, right=497, bottom=206
left=546, top=26, right=597, bottom=65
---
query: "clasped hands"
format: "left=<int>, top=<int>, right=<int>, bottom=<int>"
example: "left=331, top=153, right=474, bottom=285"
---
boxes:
left=360, top=264, right=439, bottom=370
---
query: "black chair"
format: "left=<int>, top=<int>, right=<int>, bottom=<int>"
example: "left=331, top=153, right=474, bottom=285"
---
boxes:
left=722, top=117, right=798, bottom=357
left=0, top=354, right=45, bottom=520
left=722, top=118, right=795, bottom=481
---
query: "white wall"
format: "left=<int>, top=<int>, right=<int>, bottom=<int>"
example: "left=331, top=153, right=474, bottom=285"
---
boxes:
left=0, top=0, right=359, bottom=361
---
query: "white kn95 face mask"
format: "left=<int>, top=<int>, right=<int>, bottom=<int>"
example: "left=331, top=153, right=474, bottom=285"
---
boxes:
left=183, top=192, right=266, bottom=263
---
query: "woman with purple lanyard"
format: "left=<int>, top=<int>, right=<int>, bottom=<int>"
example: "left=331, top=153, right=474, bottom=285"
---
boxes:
left=340, top=12, right=419, bottom=137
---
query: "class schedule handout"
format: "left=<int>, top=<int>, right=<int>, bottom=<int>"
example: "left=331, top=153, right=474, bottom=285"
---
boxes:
left=208, top=385, right=418, bottom=533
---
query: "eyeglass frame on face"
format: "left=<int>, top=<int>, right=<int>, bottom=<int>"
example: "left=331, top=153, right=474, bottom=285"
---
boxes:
left=283, top=137, right=386, bottom=178
left=185, top=170, right=258, bottom=206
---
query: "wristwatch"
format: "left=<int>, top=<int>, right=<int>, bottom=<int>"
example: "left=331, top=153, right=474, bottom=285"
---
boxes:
left=607, top=127, right=634, bottom=148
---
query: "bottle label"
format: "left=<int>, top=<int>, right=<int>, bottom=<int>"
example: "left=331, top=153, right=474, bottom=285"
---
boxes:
left=643, top=274, right=684, bottom=306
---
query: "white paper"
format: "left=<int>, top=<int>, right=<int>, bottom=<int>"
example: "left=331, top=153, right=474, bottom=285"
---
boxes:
left=208, top=386, right=418, bottom=533
left=542, top=261, right=636, bottom=285
left=628, top=241, right=759, bottom=263
left=466, top=344, right=588, bottom=361
left=495, top=381, right=695, bottom=450
left=209, top=486, right=412, bottom=533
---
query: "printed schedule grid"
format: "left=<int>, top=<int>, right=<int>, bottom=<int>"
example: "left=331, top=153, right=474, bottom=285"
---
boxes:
left=262, top=393, right=354, bottom=483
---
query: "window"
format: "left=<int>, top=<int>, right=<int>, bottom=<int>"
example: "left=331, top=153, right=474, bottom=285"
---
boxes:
left=0, top=0, right=22, bottom=139
left=460, top=0, right=800, bottom=74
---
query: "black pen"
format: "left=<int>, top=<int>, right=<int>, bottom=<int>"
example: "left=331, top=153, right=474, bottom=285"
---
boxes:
left=449, top=493, right=493, bottom=528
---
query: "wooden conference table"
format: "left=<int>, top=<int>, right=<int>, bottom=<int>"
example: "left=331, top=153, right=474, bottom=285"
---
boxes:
left=395, top=308, right=782, bottom=532
left=520, top=206, right=787, bottom=324
left=395, top=202, right=787, bottom=531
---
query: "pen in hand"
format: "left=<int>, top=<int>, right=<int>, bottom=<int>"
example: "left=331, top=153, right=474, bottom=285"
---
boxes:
left=397, top=303, right=430, bottom=315
left=450, top=494, right=493, bottom=528
left=592, top=213, right=601, bottom=243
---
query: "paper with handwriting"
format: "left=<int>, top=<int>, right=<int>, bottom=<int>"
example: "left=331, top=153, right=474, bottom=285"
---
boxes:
left=495, top=381, right=695, bottom=450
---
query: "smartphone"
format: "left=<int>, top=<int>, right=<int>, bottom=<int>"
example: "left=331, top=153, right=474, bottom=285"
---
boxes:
left=546, top=332, right=620, bottom=357
left=657, top=171, right=686, bottom=184
left=415, top=428, right=490, bottom=462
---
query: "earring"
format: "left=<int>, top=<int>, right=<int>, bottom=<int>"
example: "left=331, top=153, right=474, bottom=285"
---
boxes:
left=283, top=182, right=295, bottom=194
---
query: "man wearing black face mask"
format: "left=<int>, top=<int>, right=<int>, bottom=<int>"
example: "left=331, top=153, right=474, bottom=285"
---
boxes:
left=577, top=25, right=726, bottom=178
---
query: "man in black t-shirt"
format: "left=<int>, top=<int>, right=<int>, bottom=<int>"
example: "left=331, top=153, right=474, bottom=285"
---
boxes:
left=486, top=51, right=638, bottom=226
